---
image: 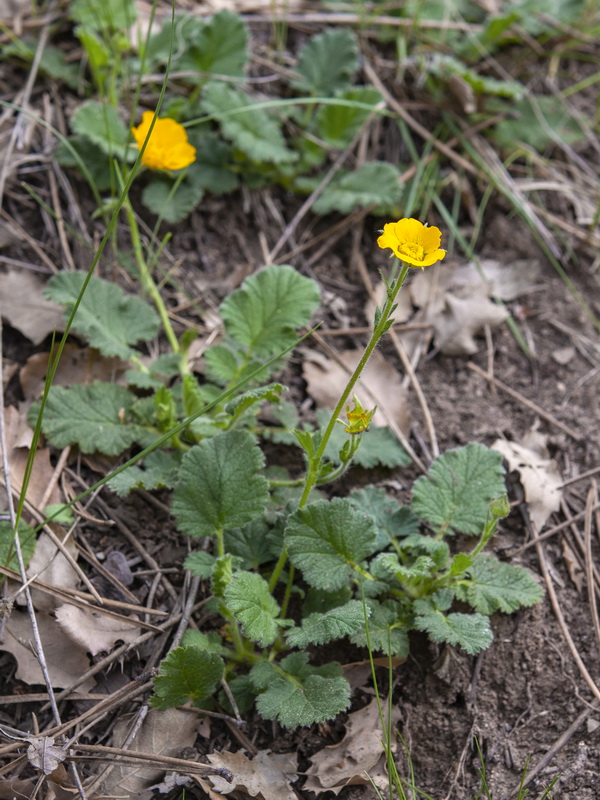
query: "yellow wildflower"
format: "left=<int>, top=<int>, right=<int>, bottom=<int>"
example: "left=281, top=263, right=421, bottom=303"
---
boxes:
left=338, top=394, right=376, bottom=435
left=131, top=111, right=196, bottom=171
left=377, top=218, right=445, bottom=268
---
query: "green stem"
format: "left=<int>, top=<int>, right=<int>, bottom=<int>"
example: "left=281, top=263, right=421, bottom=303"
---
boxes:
left=122, top=196, right=183, bottom=363
left=215, top=526, right=225, bottom=559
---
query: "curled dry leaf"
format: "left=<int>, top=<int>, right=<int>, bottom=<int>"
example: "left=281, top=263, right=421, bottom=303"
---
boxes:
left=201, top=750, right=298, bottom=800
left=0, top=609, right=94, bottom=690
left=27, top=736, right=66, bottom=775
left=302, top=349, right=410, bottom=434
left=54, top=604, right=141, bottom=656
left=492, top=431, right=563, bottom=529
left=303, top=697, right=400, bottom=795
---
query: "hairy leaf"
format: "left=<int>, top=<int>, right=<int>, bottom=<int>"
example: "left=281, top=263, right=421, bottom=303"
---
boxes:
left=0, top=521, right=36, bottom=571
left=412, top=443, right=505, bottom=536
left=172, top=430, right=269, bottom=538
left=45, top=271, right=160, bottom=359
left=70, top=0, right=137, bottom=30
left=184, top=551, right=216, bottom=579
left=286, top=600, right=366, bottom=647
left=187, top=10, right=247, bottom=76
left=141, top=178, right=204, bottom=224
left=455, top=554, right=543, bottom=614
left=310, top=162, right=403, bottom=215
left=107, top=450, right=181, bottom=496
left=151, top=647, right=224, bottom=710
left=285, top=498, right=378, bottom=590
left=350, top=599, right=410, bottom=658
left=250, top=653, right=350, bottom=727
left=348, top=486, right=419, bottom=550
left=181, top=629, right=228, bottom=656
left=220, top=265, right=320, bottom=358
left=201, top=82, right=297, bottom=164
left=413, top=608, right=493, bottom=654
left=224, top=571, right=281, bottom=647
left=33, top=383, right=144, bottom=455
left=293, top=29, right=358, bottom=95
left=316, top=87, right=383, bottom=147
left=70, top=101, right=130, bottom=155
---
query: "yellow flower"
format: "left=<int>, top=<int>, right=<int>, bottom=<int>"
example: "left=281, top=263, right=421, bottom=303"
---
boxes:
left=131, top=111, right=196, bottom=171
left=377, top=218, right=446, bottom=268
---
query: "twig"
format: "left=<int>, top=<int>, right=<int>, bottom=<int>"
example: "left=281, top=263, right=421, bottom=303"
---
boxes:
left=584, top=483, right=600, bottom=654
left=467, top=362, right=582, bottom=441
left=512, top=502, right=600, bottom=554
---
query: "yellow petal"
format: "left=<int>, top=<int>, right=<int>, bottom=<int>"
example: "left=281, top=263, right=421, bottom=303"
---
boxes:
left=420, top=225, right=442, bottom=254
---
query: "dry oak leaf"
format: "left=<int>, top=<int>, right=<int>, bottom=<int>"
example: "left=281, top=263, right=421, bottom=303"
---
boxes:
left=492, top=432, right=562, bottom=530
left=54, top=604, right=141, bottom=656
left=202, top=750, right=299, bottom=800
left=0, top=609, right=94, bottom=690
left=0, top=268, right=64, bottom=345
left=303, top=697, right=400, bottom=795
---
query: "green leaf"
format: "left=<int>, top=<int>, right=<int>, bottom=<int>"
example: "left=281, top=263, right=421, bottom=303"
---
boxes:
left=220, top=265, right=320, bottom=358
left=186, top=10, right=248, bottom=76
left=371, top=552, right=435, bottom=582
left=293, top=29, right=359, bottom=96
left=309, top=162, right=403, bottom=215
left=0, top=521, right=36, bottom=571
left=172, top=430, right=269, bottom=538
left=286, top=600, right=366, bottom=647
left=187, top=142, right=239, bottom=195
left=211, top=554, right=236, bottom=599
left=285, top=498, right=378, bottom=590
left=203, top=343, right=242, bottom=385
left=141, top=178, right=204, bottom=224
left=455, top=554, right=543, bottom=614
left=250, top=652, right=351, bottom=728
left=151, top=647, right=224, bottom=710
left=70, top=101, right=130, bottom=155
left=401, top=534, right=450, bottom=569
left=107, top=450, right=181, bottom=496
left=350, top=599, right=410, bottom=658
left=224, top=518, right=282, bottom=569
left=70, top=0, right=137, bottom=30
left=184, top=551, right=216, bottom=579
left=320, top=411, right=410, bottom=471
left=32, top=383, right=144, bottom=455
left=348, top=487, right=420, bottom=550
left=55, top=135, right=113, bottom=191
left=45, top=271, right=160, bottom=359
left=490, top=94, right=585, bottom=151
left=201, top=82, right=298, bottom=164
left=223, top=571, right=281, bottom=646
left=261, top=399, right=299, bottom=445
left=411, top=443, right=505, bottom=536
left=413, top=609, right=493, bottom=655
left=181, top=629, right=228, bottom=656
left=224, top=383, right=285, bottom=417
left=316, top=87, right=383, bottom=147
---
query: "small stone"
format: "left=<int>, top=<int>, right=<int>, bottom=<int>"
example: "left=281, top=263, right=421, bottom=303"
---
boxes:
left=586, top=718, right=600, bottom=733
left=552, top=346, right=576, bottom=365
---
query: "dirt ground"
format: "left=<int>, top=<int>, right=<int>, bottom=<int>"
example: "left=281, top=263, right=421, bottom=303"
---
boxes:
left=2, top=9, right=600, bottom=800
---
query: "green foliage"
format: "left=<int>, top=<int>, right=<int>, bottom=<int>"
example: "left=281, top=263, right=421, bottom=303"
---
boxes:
left=250, top=653, right=351, bottom=727
left=286, top=600, right=366, bottom=647
left=107, top=450, right=181, bottom=496
left=45, top=271, right=160, bottom=360
left=455, top=554, right=543, bottom=613
left=293, top=29, right=359, bottom=96
left=70, top=101, right=130, bottom=155
left=141, top=177, right=204, bottom=224
left=413, top=605, right=494, bottom=655
left=0, top=522, right=36, bottom=572
left=70, top=0, right=137, bottom=32
left=316, top=87, right=383, bottom=147
left=489, top=95, right=586, bottom=151
left=412, top=443, right=505, bottom=536
left=150, top=647, right=224, bottom=710
left=223, top=572, right=281, bottom=646
left=172, top=431, right=269, bottom=538
left=307, top=163, right=403, bottom=215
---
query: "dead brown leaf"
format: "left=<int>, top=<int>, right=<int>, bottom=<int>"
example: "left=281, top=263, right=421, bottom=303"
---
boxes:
left=303, top=698, right=400, bottom=795
left=100, top=708, right=199, bottom=795
left=302, top=349, right=410, bottom=434
left=492, top=431, right=563, bottom=529
left=0, top=609, right=94, bottom=690
left=26, top=736, right=66, bottom=775
left=0, top=268, right=64, bottom=345
left=54, top=604, right=141, bottom=656
left=24, top=532, right=79, bottom=613
left=202, top=750, right=299, bottom=800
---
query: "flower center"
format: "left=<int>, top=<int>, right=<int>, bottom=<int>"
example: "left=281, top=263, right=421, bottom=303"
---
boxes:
left=399, top=242, right=424, bottom=261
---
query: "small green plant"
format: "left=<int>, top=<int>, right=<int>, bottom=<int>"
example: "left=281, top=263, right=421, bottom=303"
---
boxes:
left=34, top=218, right=543, bottom=727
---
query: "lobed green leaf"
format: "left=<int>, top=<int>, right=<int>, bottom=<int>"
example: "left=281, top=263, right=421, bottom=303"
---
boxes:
left=455, top=553, right=543, bottom=614
left=151, top=647, right=224, bottom=710
left=223, top=571, right=281, bottom=647
left=286, top=600, right=366, bottom=647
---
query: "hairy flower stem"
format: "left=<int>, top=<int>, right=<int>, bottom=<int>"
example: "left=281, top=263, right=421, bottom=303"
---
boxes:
left=122, top=197, right=183, bottom=365
left=269, top=260, right=410, bottom=596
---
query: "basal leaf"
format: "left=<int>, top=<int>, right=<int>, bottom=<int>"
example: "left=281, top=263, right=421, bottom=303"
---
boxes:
left=187, top=10, right=248, bottom=76
left=107, top=450, right=181, bottom=496
left=286, top=600, right=366, bottom=647
left=250, top=653, right=350, bottom=727
left=70, top=0, right=137, bottom=30
left=310, top=162, right=403, bottom=215
left=316, top=87, right=383, bottom=147
left=181, top=629, right=228, bottom=656
left=45, top=271, right=160, bottom=359
left=33, top=383, right=144, bottom=455
left=293, top=29, right=359, bottom=96
left=70, top=101, right=130, bottom=155
left=348, top=487, right=419, bottom=551
left=184, top=551, right=216, bottom=579
left=490, top=94, right=585, bottom=151
left=201, top=82, right=297, bottom=164
left=172, top=430, right=269, bottom=538
left=411, top=443, right=505, bottom=536
left=141, top=177, right=204, bottom=224
left=285, top=498, right=378, bottom=590
left=151, top=647, right=224, bottom=710
left=224, top=571, right=281, bottom=646
left=401, top=534, right=450, bottom=569
left=413, top=608, right=493, bottom=654
left=455, top=553, right=543, bottom=614
left=0, top=521, right=36, bottom=571
left=220, top=265, right=320, bottom=358
left=350, top=599, right=410, bottom=658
